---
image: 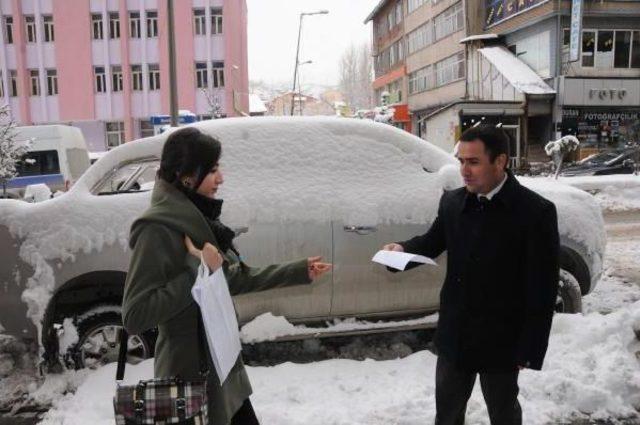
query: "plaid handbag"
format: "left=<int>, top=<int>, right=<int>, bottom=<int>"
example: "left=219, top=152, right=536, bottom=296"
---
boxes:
left=113, top=315, right=209, bottom=424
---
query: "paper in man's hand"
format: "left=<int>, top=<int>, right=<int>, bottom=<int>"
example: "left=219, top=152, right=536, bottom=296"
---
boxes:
left=372, top=250, right=437, bottom=271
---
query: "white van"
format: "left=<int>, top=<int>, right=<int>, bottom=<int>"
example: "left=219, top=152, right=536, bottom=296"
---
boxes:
left=5, top=125, right=90, bottom=198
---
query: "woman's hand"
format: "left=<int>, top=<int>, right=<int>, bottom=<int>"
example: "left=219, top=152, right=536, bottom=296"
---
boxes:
left=185, top=235, right=224, bottom=272
left=307, top=256, right=332, bottom=281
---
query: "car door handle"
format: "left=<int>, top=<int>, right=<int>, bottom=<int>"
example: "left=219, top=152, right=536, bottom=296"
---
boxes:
left=233, top=226, right=249, bottom=235
left=343, top=225, right=378, bottom=234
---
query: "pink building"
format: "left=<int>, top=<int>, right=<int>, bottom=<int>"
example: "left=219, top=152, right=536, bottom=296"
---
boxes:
left=0, top=0, right=249, bottom=152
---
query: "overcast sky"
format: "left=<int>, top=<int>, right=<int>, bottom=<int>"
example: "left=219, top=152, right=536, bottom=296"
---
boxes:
left=246, top=0, right=380, bottom=88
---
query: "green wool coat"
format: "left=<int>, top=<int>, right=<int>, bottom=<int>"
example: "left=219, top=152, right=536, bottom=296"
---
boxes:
left=122, top=179, right=311, bottom=425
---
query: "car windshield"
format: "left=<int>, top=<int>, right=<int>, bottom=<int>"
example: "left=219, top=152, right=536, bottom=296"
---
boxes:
left=94, top=159, right=159, bottom=195
left=578, top=151, right=619, bottom=165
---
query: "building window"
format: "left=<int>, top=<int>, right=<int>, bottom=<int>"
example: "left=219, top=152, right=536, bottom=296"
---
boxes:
left=407, top=20, right=433, bottom=55
left=614, top=31, right=631, bottom=68
left=0, top=71, right=3, bottom=98
left=387, top=7, right=396, bottom=30
left=146, top=11, right=158, bottom=38
left=193, top=9, right=206, bottom=35
left=633, top=31, right=640, bottom=68
left=112, top=65, right=123, bottom=92
left=139, top=120, right=154, bottom=138
left=46, top=69, right=58, bottom=95
left=395, top=1, right=403, bottom=25
left=572, top=29, right=640, bottom=69
left=195, top=62, right=208, bottom=88
left=596, top=30, right=614, bottom=68
left=3, top=16, right=13, bottom=44
left=375, top=39, right=404, bottom=76
left=94, top=66, right=107, bottom=93
left=109, top=12, right=120, bottom=39
left=148, top=64, right=160, bottom=90
left=435, top=52, right=465, bottom=87
left=129, top=12, right=141, bottom=38
left=29, top=69, right=40, bottom=96
left=409, top=65, right=434, bottom=94
left=9, top=70, right=17, bottom=96
left=408, top=0, right=427, bottom=14
left=42, top=15, right=54, bottom=42
left=212, top=61, right=224, bottom=88
left=91, top=13, right=104, bottom=39
left=25, top=16, right=37, bottom=42
left=131, top=65, right=143, bottom=90
left=581, top=31, right=595, bottom=67
left=434, top=2, right=464, bottom=41
left=105, top=121, right=125, bottom=149
left=211, top=8, right=223, bottom=34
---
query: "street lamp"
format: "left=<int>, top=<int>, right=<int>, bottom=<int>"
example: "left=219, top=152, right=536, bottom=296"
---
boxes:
left=290, top=10, right=329, bottom=116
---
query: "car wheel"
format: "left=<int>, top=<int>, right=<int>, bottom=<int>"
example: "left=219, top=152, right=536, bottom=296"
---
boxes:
left=66, top=305, right=154, bottom=370
left=556, top=269, right=582, bottom=314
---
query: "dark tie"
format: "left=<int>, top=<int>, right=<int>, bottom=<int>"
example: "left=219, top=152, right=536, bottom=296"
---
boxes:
left=478, top=196, right=490, bottom=204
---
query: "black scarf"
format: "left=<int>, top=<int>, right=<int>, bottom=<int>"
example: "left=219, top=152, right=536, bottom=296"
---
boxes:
left=178, top=185, right=238, bottom=255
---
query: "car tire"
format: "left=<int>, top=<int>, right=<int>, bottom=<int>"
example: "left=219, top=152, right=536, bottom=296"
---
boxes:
left=556, top=269, right=582, bottom=314
left=66, top=305, right=155, bottom=370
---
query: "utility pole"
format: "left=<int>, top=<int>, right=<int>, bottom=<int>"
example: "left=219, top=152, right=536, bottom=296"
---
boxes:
left=167, top=0, right=179, bottom=127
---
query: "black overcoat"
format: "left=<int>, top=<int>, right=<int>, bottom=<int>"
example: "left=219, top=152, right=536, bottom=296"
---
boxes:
left=399, top=171, right=560, bottom=372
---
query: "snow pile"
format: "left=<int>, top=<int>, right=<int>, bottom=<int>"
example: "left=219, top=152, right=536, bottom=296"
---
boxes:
left=558, top=174, right=640, bottom=192
left=57, top=318, right=79, bottom=355
left=35, top=300, right=640, bottom=424
left=554, top=175, right=640, bottom=212
left=240, top=312, right=439, bottom=344
left=23, top=183, right=52, bottom=203
left=593, top=185, right=640, bottom=212
left=544, top=135, right=580, bottom=157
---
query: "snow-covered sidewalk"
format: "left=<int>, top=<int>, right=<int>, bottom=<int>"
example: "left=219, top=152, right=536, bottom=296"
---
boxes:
left=35, top=301, right=640, bottom=424
left=25, top=237, right=640, bottom=425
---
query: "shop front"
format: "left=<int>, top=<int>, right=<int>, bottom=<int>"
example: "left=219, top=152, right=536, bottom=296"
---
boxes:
left=560, top=108, right=640, bottom=149
left=558, top=78, right=640, bottom=157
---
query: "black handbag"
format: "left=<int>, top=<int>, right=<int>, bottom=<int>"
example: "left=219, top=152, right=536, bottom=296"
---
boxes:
left=113, top=315, right=210, bottom=425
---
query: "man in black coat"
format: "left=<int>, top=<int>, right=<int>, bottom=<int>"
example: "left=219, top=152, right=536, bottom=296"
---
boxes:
left=383, top=126, right=559, bottom=425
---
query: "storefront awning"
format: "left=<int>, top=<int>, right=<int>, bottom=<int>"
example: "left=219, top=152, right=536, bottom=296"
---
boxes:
left=478, top=46, right=555, bottom=95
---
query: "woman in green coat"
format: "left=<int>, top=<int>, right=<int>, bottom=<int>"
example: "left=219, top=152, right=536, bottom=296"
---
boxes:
left=122, top=127, right=331, bottom=425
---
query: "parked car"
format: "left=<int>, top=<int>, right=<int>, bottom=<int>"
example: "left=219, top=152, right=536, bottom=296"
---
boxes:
left=0, top=117, right=606, bottom=370
left=561, top=146, right=640, bottom=176
left=2, top=125, right=91, bottom=199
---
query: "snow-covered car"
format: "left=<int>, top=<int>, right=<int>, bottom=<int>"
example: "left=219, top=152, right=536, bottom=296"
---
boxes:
left=561, top=146, right=640, bottom=176
left=0, top=117, right=606, bottom=370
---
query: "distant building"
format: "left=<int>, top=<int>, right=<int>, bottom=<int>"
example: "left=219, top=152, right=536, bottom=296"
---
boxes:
left=267, top=91, right=337, bottom=117
left=0, top=0, right=249, bottom=151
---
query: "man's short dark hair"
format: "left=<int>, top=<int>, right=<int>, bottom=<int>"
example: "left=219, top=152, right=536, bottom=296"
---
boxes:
left=459, top=125, right=510, bottom=166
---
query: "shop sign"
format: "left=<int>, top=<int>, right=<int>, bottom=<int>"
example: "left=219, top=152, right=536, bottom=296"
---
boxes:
left=485, top=0, right=548, bottom=27
left=588, top=88, right=627, bottom=101
left=569, top=0, right=583, bottom=62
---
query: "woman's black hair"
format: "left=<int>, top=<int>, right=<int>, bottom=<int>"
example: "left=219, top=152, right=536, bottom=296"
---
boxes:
left=157, top=127, right=222, bottom=190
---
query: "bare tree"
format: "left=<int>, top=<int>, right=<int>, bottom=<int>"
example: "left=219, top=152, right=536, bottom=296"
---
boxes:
left=200, top=88, right=223, bottom=119
left=339, top=42, right=373, bottom=112
left=356, top=43, right=374, bottom=109
left=0, top=105, right=29, bottom=197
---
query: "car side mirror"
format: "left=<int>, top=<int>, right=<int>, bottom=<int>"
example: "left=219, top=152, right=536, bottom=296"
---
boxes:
left=623, top=159, right=635, bottom=168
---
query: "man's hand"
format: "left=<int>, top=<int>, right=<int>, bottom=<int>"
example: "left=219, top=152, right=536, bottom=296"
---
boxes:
left=307, top=256, right=332, bottom=281
left=382, top=243, right=404, bottom=252
left=185, top=235, right=224, bottom=272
